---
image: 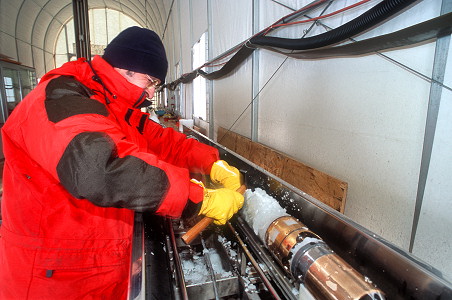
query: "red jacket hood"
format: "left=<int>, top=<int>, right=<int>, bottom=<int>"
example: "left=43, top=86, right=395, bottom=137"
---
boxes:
left=40, top=56, right=147, bottom=108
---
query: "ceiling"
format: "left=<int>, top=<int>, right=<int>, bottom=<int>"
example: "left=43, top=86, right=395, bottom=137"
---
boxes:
left=0, top=0, right=169, bottom=75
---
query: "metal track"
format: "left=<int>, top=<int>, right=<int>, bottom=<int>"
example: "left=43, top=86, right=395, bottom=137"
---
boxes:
left=231, top=218, right=296, bottom=300
left=186, top=128, right=452, bottom=300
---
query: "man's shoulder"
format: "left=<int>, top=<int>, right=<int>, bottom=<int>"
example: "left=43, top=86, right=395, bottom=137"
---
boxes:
left=44, top=76, right=109, bottom=123
left=45, top=76, right=94, bottom=99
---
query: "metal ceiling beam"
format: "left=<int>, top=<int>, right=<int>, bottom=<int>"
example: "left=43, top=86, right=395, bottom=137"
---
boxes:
left=73, top=0, right=91, bottom=59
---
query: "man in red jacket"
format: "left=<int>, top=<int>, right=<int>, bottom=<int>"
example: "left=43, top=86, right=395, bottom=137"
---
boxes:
left=0, top=26, right=244, bottom=299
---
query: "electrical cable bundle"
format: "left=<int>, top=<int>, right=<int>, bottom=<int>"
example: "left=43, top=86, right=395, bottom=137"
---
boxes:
left=164, top=0, right=451, bottom=90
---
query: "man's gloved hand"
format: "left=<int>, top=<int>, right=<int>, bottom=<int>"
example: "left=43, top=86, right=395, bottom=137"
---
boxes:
left=200, top=188, right=244, bottom=225
left=210, top=160, right=242, bottom=191
left=191, top=179, right=244, bottom=225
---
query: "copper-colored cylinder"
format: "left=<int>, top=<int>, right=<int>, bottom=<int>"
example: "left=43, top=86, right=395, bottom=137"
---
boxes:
left=264, top=216, right=385, bottom=300
left=265, top=216, right=320, bottom=268
left=305, top=253, right=385, bottom=300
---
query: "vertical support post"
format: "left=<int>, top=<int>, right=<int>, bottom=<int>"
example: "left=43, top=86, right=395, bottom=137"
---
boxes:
left=72, top=0, right=91, bottom=59
left=64, top=25, right=72, bottom=62
left=189, top=0, right=194, bottom=119
left=207, top=0, right=214, bottom=138
left=251, top=0, right=259, bottom=142
left=409, top=1, right=451, bottom=252
left=177, top=0, right=185, bottom=118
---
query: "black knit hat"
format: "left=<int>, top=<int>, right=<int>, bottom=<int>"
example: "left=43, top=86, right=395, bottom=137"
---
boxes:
left=103, top=26, right=168, bottom=83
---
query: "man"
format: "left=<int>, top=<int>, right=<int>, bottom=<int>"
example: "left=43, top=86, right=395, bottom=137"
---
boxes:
left=0, top=26, right=244, bottom=299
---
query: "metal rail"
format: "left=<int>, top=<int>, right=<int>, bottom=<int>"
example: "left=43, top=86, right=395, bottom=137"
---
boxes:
left=187, top=128, right=452, bottom=300
left=167, top=219, right=189, bottom=300
left=200, top=235, right=220, bottom=300
left=227, top=222, right=284, bottom=300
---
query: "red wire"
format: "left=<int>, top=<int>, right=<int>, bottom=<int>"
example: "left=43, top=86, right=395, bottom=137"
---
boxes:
left=261, top=0, right=330, bottom=36
left=202, top=1, right=329, bottom=68
left=263, top=0, right=372, bottom=35
left=202, top=0, right=373, bottom=69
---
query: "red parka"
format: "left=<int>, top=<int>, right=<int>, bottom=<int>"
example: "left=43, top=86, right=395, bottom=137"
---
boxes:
left=0, top=56, right=219, bottom=299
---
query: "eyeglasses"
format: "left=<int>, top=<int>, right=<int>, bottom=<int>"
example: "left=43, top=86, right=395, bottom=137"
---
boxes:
left=145, top=75, right=161, bottom=89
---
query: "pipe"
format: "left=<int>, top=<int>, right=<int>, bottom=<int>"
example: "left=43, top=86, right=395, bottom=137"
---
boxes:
left=167, top=218, right=189, bottom=300
left=227, top=222, right=283, bottom=300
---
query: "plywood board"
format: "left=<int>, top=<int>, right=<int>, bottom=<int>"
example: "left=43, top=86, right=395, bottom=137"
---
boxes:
left=217, top=127, right=347, bottom=213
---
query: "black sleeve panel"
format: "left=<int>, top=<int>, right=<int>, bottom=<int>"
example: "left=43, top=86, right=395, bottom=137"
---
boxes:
left=57, top=131, right=169, bottom=212
left=45, top=76, right=109, bottom=123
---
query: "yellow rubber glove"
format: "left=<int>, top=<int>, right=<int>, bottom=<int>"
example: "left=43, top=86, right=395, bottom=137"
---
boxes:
left=191, top=179, right=244, bottom=225
left=210, top=160, right=242, bottom=191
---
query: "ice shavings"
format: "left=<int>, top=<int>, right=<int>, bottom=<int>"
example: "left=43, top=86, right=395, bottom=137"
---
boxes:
left=181, top=248, right=232, bottom=284
left=181, top=255, right=209, bottom=284
left=240, top=188, right=289, bottom=241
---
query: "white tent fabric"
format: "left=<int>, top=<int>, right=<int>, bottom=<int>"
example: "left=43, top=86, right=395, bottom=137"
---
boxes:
left=0, top=0, right=168, bottom=76
left=0, top=0, right=451, bottom=283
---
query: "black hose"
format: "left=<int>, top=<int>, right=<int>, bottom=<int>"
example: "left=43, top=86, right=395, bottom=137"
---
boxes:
left=249, top=0, right=419, bottom=50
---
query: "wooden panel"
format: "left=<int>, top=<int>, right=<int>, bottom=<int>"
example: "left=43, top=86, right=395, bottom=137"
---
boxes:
left=217, top=127, right=347, bottom=213
left=218, top=128, right=237, bottom=152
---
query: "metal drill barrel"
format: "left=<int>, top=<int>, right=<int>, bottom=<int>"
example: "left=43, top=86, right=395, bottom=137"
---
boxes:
left=265, top=216, right=385, bottom=300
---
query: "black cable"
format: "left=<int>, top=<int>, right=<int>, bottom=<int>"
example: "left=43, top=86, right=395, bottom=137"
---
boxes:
left=164, top=0, right=330, bottom=90
left=218, top=3, right=332, bottom=143
left=303, top=12, right=452, bottom=92
left=256, top=12, right=452, bottom=92
left=250, top=0, right=419, bottom=50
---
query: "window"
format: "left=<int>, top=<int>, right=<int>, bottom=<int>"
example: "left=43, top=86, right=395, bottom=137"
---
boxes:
left=192, top=32, right=207, bottom=120
left=3, top=69, right=20, bottom=105
left=54, top=8, right=140, bottom=68
left=0, top=62, right=37, bottom=122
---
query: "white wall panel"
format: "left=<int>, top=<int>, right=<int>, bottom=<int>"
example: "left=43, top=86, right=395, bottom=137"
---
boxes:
left=211, top=0, right=252, bottom=57
left=210, top=0, right=253, bottom=138
left=250, top=0, right=450, bottom=279
left=44, top=51, right=54, bottom=74
left=32, top=10, right=53, bottom=49
left=178, top=0, right=192, bottom=75
left=258, top=51, right=433, bottom=247
left=359, top=1, right=441, bottom=40
left=44, top=19, right=63, bottom=66
left=16, top=1, right=41, bottom=42
left=0, top=1, right=20, bottom=35
left=90, top=9, right=108, bottom=46
left=106, top=10, right=122, bottom=42
left=0, top=32, right=17, bottom=61
left=32, top=46, right=45, bottom=78
left=162, top=0, right=180, bottom=80
left=213, top=59, right=253, bottom=139
left=413, top=36, right=452, bottom=283
left=16, top=40, right=33, bottom=67
left=33, top=0, right=58, bottom=7
left=52, top=5, right=73, bottom=25
left=190, top=0, right=207, bottom=45
left=42, top=0, right=69, bottom=17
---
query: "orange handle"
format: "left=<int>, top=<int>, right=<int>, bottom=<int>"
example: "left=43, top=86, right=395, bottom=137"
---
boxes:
left=181, top=184, right=246, bottom=244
